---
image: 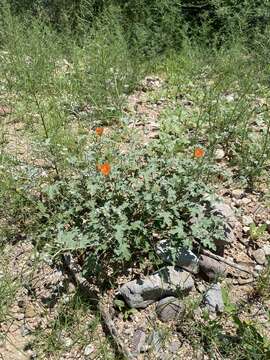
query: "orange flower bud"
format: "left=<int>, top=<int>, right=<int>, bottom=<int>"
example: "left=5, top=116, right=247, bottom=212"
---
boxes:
left=194, top=147, right=205, bottom=158
left=98, top=162, right=111, bottom=176
left=95, top=127, right=104, bottom=136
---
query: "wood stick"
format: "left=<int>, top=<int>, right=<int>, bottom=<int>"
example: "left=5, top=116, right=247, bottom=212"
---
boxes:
left=201, top=249, right=256, bottom=276
left=61, top=254, right=136, bottom=360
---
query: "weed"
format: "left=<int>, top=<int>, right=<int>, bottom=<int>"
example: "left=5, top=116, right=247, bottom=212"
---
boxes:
left=0, top=254, right=18, bottom=324
left=254, top=259, right=270, bottom=300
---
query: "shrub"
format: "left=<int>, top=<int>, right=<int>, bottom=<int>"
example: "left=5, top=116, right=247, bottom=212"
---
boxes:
left=34, top=137, right=225, bottom=277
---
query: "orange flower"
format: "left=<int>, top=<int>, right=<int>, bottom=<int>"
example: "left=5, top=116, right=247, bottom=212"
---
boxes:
left=194, top=147, right=205, bottom=158
left=95, top=127, right=104, bottom=136
left=98, top=162, right=111, bottom=176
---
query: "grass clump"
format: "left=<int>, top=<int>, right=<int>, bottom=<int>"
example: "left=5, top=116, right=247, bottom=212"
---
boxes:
left=194, top=313, right=270, bottom=360
left=0, top=253, right=18, bottom=325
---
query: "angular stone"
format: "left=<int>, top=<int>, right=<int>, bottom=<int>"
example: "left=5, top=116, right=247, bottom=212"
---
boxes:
left=215, top=149, right=225, bottom=160
left=156, top=296, right=184, bottom=322
left=262, top=244, right=270, bottom=256
left=132, top=328, right=146, bottom=354
left=204, top=283, right=224, bottom=313
left=84, top=344, right=95, bottom=356
left=168, top=339, right=181, bottom=354
left=147, top=331, right=163, bottom=352
left=119, top=267, right=194, bottom=308
left=156, top=241, right=199, bottom=273
left=209, top=201, right=239, bottom=254
left=254, top=265, right=264, bottom=272
left=20, top=324, right=31, bottom=337
left=241, top=198, right=251, bottom=205
left=253, top=249, right=266, bottom=265
left=242, top=215, right=253, bottom=226
left=212, top=201, right=237, bottom=229
left=232, top=189, right=244, bottom=199
left=242, top=226, right=250, bottom=234
left=199, top=255, right=227, bottom=280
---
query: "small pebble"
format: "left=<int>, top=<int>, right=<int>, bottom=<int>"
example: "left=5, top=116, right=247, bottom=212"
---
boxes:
left=215, top=149, right=225, bottom=160
left=238, top=278, right=254, bottom=285
left=262, top=244, right=270, bottom=256
left=242, top=215, right=253, bottom=226
left=169, top=340, right=181, bottom=354
left=20, top=324, right=31, bottom=337
left=84, top=344, right=95, bottom=356
left=26, top=350, right=37, bottom=359
left=16, top=313, right=25, bottom=321
left=132, top=328, right=146, bottom=354
left=255, top=264, right=264, bottom=272
left=64, top=338, right=72, bottom=348
left=253, top=249, right=266, bottom=265
left=239, top=237, right=249, bottom=246
left=241, top=198, right=251, bottom=205
left=196, top=282, right=206, bottom=293
left=242, top=226, right=250, bottom=234
left=265, top=221, right=270, bottom=233
left=232, top=189, right=243, bottom=199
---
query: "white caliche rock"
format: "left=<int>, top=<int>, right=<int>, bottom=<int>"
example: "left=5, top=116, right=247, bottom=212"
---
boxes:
left=204, top=283, right=224, bottom=313
left=156, top=241, right=199, bottom=274
left=119, top=267, right=194, bottom=309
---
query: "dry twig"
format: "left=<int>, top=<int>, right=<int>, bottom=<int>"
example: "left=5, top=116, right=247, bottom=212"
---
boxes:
left=202, top=249, right=256, bottom=276
left=61, top=254, right=136, bottom=360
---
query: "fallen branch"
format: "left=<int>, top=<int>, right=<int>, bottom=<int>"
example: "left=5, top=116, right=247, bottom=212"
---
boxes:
left=201, top=249, right=256, bottom=276
left=61, top=254, right=136, bottom=360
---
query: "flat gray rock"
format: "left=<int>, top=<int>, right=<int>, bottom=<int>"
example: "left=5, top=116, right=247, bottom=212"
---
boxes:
left=156, top=241, right=199, bottom=273
left=119, top=267, right=194, bottom=308
left=204, top=283, right=224, bottom=313
left=156, top=296, right=184, bottom=322
left=199, top=255, right=227, bottom=280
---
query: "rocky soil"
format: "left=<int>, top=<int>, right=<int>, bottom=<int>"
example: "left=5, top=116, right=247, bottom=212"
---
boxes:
left=1, top=76, right=270, bottom=359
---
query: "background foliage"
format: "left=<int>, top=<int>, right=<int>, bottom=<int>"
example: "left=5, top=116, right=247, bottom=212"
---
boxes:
left=3, top=0, right=270, bottom=54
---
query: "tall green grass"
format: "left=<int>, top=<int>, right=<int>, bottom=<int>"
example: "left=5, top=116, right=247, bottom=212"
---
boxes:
left=0, top=0, right=269, bottom=242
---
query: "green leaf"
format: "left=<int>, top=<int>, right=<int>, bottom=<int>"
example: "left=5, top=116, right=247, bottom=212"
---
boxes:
left=114, top=299, right=125, bottom=310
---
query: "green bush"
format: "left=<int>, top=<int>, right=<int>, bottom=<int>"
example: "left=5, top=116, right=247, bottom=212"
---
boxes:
left=34, top=137, right=225, bottom=276
left=3, top=0, right=270, bottom=54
